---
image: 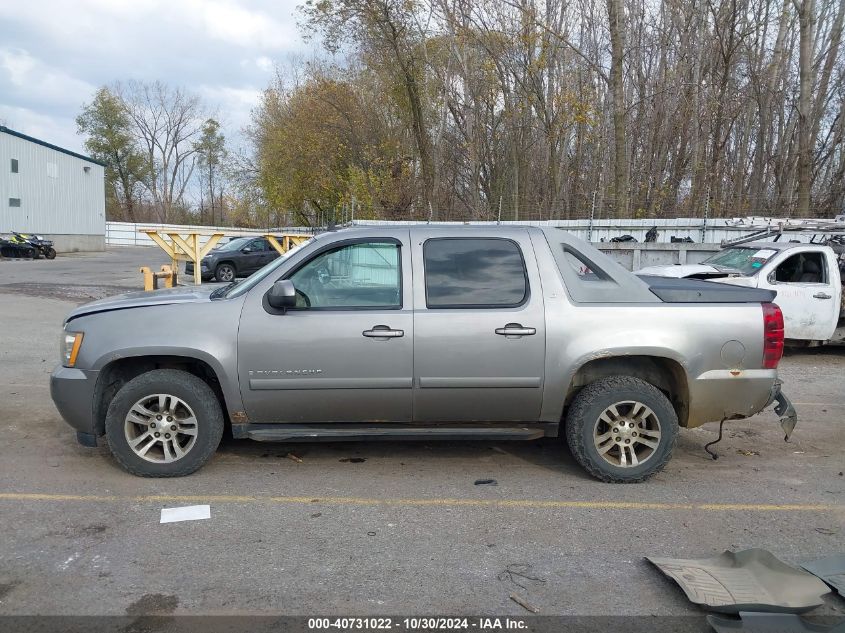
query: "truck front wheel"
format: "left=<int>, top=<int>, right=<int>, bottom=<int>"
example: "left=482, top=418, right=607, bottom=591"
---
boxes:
left=104, top=369, right=224, bottom=477
left=565, top=375, right=678, bottom=483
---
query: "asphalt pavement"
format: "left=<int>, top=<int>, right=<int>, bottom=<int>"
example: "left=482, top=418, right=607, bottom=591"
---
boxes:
left=0, top=249, right=843, bottom=622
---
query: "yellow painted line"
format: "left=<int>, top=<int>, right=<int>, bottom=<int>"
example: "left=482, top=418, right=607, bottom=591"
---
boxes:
left=791, top=401, right=845, bottom=407
left=0, top=492, right=839, bottom=513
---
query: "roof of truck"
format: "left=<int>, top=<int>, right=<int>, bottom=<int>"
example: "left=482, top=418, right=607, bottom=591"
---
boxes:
left=726, top=241, right=813, bottom=251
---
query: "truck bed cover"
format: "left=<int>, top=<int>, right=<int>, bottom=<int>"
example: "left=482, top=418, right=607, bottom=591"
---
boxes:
left=638, top=275, right=777, bottom=303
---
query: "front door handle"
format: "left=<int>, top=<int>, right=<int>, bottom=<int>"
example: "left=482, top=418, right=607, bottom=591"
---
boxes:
left=495, top=323, right=536, bottom=336
left=813, top=292, right=832, bottom=300
left=363, top=325, right=404, bottom=338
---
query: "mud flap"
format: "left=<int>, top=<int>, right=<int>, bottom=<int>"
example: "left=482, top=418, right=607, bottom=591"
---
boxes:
left=774, top=391, right=797, bottom=441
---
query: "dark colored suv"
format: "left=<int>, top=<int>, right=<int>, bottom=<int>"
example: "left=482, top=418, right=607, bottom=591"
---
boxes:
left=186, top=236, right=280, bottom=282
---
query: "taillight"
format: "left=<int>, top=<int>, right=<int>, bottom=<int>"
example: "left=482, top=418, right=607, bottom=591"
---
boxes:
left=762, top=302, right=784, bottom=369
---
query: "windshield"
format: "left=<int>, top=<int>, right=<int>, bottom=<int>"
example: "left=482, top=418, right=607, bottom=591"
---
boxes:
left=703, top=247, right=778, bottom=275
left=215, top=237, right=252, bottom=252
left=221, top=238, right=313, bottom=299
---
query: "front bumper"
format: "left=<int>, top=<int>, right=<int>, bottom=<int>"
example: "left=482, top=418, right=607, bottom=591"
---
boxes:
left=50, top=365, right=99, bottom=440
left=185, top=261, right=212, bottom=279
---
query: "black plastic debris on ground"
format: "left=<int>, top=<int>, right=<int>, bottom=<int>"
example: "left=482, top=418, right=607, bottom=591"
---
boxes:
left=801, top=555, right=845, bottom=597
left=474, top=478, right=497, bottom=486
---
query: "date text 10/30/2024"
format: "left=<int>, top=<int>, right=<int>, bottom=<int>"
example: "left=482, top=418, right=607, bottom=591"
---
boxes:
left=307, top=618, right=528, bottom=630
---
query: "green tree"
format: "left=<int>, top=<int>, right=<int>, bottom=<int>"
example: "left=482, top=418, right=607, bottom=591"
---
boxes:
left=194, top=118, right=228, bottom=225
left=253, top=70, right=412, bottom=226
left=76, top=87, right=146, bottom=221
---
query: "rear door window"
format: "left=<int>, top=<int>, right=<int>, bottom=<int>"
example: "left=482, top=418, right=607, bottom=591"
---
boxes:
left=423, top=238, right=528, bottom=308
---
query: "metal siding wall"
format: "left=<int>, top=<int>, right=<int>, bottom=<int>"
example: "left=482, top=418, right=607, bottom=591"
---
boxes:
left=352, top=218, right=832, bottom=244
left=0, top=133, right=105, bottom=235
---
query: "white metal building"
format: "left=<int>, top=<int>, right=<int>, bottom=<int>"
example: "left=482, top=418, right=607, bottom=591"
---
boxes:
left=0, top=125, right=105, bottom=251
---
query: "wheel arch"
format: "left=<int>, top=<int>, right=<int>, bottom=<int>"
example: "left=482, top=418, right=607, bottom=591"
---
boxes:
left=563, top=355, right=690, bottom=427
left=215, top=260, right=237, bottom=272
left=93, top=355, right=230, bottom=436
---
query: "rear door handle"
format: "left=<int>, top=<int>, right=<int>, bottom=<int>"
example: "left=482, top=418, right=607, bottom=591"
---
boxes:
left=813, top=292, right=832, bottom=300
left=495, top=323, right=536, bottom=336
left=363, top=325, right=404, bottom=338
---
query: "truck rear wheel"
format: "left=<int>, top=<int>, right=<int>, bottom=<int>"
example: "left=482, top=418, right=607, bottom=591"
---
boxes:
left=565, top=375, right=678, bottom=483
left=104, top=369, right=224, bottom=477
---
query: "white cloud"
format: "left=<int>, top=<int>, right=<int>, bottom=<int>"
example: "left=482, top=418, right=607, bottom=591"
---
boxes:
left=255, top=56, right=274, bottom=72
left=0, top=105, right=83, bottom=153
left=185, top=0, right=298, bottom=49
left=0, top=0, right=305, bottom=151
left=0, top=48, right=36, bottom=85
left=0, top=48, right=97, bottom=110
left=197, top=84, right=263, bottom=146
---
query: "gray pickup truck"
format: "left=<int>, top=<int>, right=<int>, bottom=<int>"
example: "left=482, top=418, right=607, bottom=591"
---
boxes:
left=51, top=226, right=796, bottom=482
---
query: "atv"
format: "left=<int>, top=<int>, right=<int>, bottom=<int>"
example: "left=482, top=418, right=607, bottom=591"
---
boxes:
left=0, top=237, right=36, bottom=258
left=10, top=232, right=56, bottom=259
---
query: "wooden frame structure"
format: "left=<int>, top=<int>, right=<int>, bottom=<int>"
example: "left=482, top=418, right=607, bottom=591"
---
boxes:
left=139, top=228, right=312, bottom=286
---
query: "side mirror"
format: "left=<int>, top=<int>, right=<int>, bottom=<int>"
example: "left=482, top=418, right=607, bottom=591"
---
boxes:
left=267, top=280, right=297, bottom=311
left=241, top=246, right=253, bottom=253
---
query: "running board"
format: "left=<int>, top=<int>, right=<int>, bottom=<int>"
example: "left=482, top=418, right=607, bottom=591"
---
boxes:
left=240, top=424, right=551, bottom=442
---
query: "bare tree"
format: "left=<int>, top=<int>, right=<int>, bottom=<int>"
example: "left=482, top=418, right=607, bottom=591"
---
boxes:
left=117, top=81, right=206, bottom=222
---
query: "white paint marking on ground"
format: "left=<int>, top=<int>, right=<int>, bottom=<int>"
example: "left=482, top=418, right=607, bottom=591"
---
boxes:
left=160, top=504, right=211, bottom=524
left=58, top=552, right=79, bottom=570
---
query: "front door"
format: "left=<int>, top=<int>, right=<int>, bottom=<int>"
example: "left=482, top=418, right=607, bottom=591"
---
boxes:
left=411, top=230, right=546, bottom=422
left=237, top=234, right=413, bottom=423
left=759, top=248, right=840, bottom=340
left=241, top=238, right=271, bottom=273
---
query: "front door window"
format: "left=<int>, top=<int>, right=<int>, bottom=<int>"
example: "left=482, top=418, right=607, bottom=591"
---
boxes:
left=288, top=241, right=401, bottom=309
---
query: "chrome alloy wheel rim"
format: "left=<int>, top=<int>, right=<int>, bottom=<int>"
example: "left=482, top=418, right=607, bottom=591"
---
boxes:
left=218, top=266, right=234, bottom=281
left=592, top=401, right=662, bottom=468
left=124, top=394, right=198, bottom=463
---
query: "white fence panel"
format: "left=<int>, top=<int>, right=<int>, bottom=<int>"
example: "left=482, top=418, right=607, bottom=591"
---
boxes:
left=106, top=221, right=272, bottom=248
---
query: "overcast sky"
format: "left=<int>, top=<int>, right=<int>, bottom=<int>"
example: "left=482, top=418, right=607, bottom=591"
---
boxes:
left=0, top=0, right=306, bottom=155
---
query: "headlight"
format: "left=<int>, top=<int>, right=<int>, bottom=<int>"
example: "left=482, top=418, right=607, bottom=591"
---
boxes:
left=62, top=332, right=84, bottom=367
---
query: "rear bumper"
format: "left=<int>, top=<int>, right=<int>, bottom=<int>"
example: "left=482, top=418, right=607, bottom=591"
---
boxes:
left=50, top=365, right=99, bottom=439
left=686, top=369, right=778, bottom=427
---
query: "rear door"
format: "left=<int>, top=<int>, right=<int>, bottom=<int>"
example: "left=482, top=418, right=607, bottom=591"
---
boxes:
left=411, top=229, right=546, bottom=422
left=758, top=247, right=840, bottom=340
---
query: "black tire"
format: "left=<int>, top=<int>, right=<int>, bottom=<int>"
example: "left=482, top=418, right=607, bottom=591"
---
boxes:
left=215, top=262, right=236, bottom=282
left=45, top=247, right=57, bottom=259
left=105, top=369, right=224, bottom=477
left=565, top=375, right=678, bottom=483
